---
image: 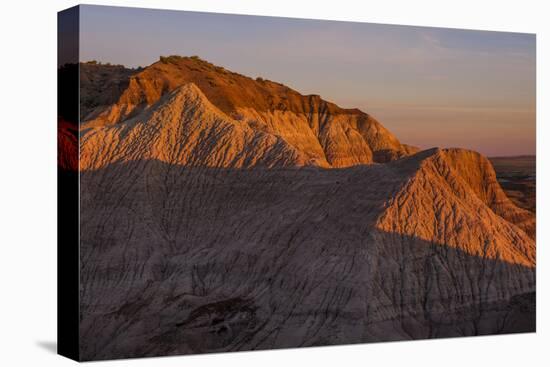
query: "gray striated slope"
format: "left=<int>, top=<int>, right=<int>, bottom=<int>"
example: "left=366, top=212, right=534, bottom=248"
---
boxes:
left=79, top=149, right=534, bottom=360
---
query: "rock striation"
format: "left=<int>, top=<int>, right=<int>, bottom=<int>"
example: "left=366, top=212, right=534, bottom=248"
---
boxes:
left=81, top=84, right=308, bottom=170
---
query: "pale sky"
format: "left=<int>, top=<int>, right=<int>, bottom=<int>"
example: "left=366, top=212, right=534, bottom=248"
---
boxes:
left=79, top=5, right=536, bottom=157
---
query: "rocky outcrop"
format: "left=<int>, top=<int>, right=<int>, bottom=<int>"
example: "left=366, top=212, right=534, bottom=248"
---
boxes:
left=79, top=62, right=139, bottom=121
left=81, top=84, right=308, bottom=170
left=376, top=148, right=535, bottom=265
left=441, top=149, right=535, bottom=239
left=81, top=56, right=414, bottom=165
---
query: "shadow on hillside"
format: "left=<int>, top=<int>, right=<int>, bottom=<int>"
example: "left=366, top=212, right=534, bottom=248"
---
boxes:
left=74, top=160, right=535, bottom=360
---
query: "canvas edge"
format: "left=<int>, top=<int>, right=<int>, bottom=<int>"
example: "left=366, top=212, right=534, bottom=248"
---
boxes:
left=57, top=4, right=81, bottom=362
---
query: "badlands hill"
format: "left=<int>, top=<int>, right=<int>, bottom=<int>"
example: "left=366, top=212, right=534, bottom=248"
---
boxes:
left=79, top=149, right=535, bottom=359
left=81, top=56, right=418, bottom=166
left=71, top=56, right=536, bottom=360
